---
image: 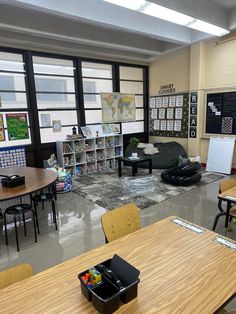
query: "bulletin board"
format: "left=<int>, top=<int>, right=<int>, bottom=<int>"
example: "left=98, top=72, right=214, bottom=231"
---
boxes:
left=149, top=93, right=189, bottom=138
left=206, top=91, right=236, bottom=135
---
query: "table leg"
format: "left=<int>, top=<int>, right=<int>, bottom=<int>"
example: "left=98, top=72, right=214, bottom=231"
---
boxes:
left=132, top=164, right=136, bottom=176
left=225, top=202, right=231, bottom=228
left=118, top=159, right=122, bottom=177
left=149, top=160, right=152, bottom=174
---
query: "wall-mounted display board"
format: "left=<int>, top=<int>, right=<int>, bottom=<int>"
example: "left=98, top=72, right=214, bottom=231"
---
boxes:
left=0, top=147, right=26, bottom=168
left=206, top=137, right=235, bottom=174
left=149, top=93, right=189, bottom=138
left=206, top=92, right=236, bottom=135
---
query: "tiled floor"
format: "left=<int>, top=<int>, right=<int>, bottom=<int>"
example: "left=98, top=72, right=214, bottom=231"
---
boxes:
left=0, top=174, right=236, bottom=308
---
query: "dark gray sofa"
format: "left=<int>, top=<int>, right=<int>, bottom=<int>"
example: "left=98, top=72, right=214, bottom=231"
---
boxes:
left=125, top=141, right=187, bottom=169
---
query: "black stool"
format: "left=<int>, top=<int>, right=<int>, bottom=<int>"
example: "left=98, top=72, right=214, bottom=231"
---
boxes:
left=32, top=193, right=58, bottom=233
left=4, top=204, right=37, bottom=252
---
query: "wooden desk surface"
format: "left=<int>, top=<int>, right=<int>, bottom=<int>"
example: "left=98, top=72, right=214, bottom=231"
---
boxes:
left=219, top=186, right=236, bottom=199
left=1, top=216, right=236, bottom=314
left=0, top=167, right=57, bottom=201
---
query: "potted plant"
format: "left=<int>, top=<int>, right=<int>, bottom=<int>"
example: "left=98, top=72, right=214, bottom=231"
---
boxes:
left=129, top=137, right=140, bottom=157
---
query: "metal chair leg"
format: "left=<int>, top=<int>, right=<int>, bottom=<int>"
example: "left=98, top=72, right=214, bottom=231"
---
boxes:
left=52, top=200, right=58, bottom=230
left=30, top=210, right=37, bottom=243
left=213, top=212, right=225, bottom=231
left=33, top=200, right=40, bottom=234
left=14, top=216, right=19, bottom=252
left=22, top=212, right=27, bottom=236
left=4, top=211, right=8, bottom=245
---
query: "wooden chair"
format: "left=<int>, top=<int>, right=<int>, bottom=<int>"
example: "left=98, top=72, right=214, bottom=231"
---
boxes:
left=101, top=203, right=141, bottom=243
left=0, top=263, right=33, bottom=290
left=213, top=178, right=236, bottom=231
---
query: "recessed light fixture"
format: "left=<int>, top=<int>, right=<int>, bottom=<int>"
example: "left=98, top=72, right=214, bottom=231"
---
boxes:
left=103, top=0, right=230, bottom=37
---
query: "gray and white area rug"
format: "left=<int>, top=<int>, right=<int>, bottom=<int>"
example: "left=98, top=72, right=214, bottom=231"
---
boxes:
left=73, top=168, right=224, bottom=210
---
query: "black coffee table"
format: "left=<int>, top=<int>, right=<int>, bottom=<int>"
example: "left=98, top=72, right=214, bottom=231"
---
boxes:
left=118, top=157, right=152, bottom=177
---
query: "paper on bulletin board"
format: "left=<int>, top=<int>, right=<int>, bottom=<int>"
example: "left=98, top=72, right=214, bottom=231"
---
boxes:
left=159, top=108, right=165, bottom=119
left=151, top=109, right=158, bottom=119
left=174, top=120, right=182, bottom=132
left=6, top=113, right=29, bottom=140
left=153, top=120, right=160, bottom=130
left=40, top=113, right=51, bottom=127
left=0, top=113, right=4, bottom=141
left=162, top=97, right=169, bottom=107
left=52, top=120, right=61, bottom=133
left=160, top=120, right=167, bottom=131
left=167, top=120, right=174, bottom=131
left=167, top=108, right=174, bottom=119
left=175, top=108, right=183, bottom=119
left=176, top=95, right=183, bottom=107
left=169, top=96, right=176, bottom=107
left=149, top=97, right=156, bottom=108
left=156, top=97, right=162, bottom=108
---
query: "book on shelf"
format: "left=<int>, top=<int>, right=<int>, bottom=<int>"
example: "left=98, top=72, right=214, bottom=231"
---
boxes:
left=66, top=134, right=83, bottom=140
left=63, top=143, right=73, bottom=154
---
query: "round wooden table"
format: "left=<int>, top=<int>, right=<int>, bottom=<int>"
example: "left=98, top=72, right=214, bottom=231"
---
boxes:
left=0, top=167, right=58, bottom=201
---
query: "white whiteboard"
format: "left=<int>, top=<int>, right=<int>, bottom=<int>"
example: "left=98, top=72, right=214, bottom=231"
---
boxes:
left=206, top=137, right=235, bottom=174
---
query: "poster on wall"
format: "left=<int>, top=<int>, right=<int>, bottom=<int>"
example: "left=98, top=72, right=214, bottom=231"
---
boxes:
left=0, top=113, right=4, bottom=141
left=52, top=120, right=62, bottom=133
left=40, top=113, right=51, bottom=127
left=101, top=93, right=136, bottom=123
left=6, top=113, right=29, bottom=141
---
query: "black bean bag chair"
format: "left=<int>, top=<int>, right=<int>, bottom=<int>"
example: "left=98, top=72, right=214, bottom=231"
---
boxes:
left=125, top=141, right=187, bottom=169
left=167, top=162, right=201, bottom=176
left=161, top=162, right=202, bottom=186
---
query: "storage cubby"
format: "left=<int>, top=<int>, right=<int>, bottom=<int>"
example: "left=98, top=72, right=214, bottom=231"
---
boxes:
left=56, top=134, right=123, bottom=176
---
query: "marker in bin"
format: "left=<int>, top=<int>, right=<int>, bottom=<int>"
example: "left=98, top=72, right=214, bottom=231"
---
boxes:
left=81, top=267, right=102, bottom=287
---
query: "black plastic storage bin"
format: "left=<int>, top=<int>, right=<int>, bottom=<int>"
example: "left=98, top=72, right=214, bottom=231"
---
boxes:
left=78, top=254, right=140, bottom=314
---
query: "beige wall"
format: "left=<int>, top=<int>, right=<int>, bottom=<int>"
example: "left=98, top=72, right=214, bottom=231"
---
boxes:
left=149, top=36, right=236, bottom=168
left=149, top=47, right=190, bottom=152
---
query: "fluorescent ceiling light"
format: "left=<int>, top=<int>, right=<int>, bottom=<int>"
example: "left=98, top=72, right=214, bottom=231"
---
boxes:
left=103, top=0, right=230, bottom=37
left=104, top=0, right=146, bottom=10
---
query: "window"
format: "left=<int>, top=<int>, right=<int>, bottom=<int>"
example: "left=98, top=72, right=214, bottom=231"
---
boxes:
left=33, top=56, right=78, bottom=143
left=0, top=52, right=31, bottom=148
left=119, top=66, right=145, bottom=134
left=83, top=81, right=96, bottom=102
left=36, top=78, right=67, bottom=101
left=82, top=62, right=113, bottom=123
left=0, top=76, right=16, bottom=101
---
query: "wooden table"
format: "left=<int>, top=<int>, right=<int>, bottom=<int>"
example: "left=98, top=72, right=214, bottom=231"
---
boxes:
left=118, top=157, right=152, bottom=177
left=216, top=186, right=236, bottom=229
left=0, top=167, right=57, bottom=201
left=1, top=216, right=236, bottom=313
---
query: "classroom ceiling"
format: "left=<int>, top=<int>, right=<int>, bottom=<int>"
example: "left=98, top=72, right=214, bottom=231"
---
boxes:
left=0, top=0, right=236, bottom=63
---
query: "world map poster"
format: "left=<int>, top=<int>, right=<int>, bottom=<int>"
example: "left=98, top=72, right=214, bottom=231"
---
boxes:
left=101, top=93, right=136, bottom=123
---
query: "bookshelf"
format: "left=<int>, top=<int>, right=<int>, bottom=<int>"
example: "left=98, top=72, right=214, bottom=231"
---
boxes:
left=56, top=134, right=123, bottom=175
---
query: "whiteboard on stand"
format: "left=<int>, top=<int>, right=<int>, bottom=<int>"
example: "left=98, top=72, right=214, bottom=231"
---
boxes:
left=206, top=137, right=235, bottom=174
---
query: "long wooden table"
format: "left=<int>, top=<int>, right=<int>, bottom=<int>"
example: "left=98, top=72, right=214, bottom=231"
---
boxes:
left=217, top=186, right=236, bottom=228
left=0, top=167, right=57, bottom=201
left=1, top=216, right=236, bottom=313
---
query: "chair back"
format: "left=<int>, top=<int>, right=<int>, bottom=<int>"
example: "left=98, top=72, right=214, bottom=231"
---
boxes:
left=101, top=203, right=141, bottom=243
left=219, top=179, right=236, bottom=193
left=0, top=263, right=33, bottom=289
